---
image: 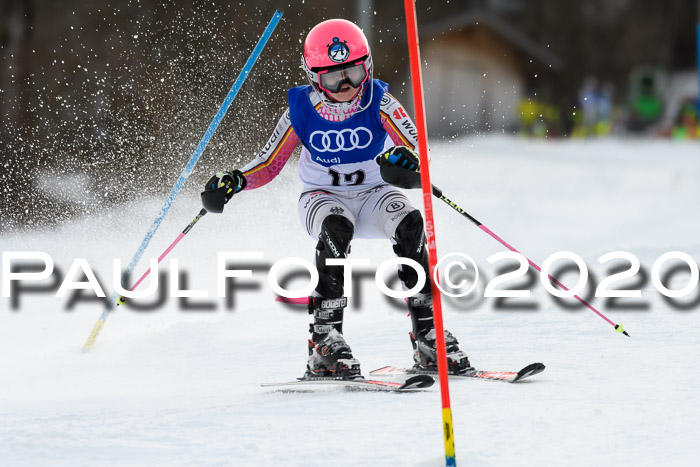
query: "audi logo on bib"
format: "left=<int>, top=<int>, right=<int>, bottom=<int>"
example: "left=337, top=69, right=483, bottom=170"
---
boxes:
left=309, top=127, right=373, bottom=152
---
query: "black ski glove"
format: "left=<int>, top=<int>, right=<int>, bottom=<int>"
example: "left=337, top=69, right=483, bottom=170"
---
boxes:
left=376, top=146, right=422, bottom=189
left=379, top=145, right=420, bottom=171
left=201, top=170, right=246, bottom=213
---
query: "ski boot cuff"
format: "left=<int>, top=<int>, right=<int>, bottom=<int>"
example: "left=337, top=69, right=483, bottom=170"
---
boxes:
left=308, top=296, right=348, bottom=339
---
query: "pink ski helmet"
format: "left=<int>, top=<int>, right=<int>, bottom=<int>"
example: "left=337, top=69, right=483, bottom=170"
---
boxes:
left=301, top=19, right=373, bottom=98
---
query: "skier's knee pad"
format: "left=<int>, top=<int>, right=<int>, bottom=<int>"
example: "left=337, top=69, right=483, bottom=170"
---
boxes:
left=315, top=215, right=354, bottom=298
left=393, top=210, right=430, bottom=293
left=318, top=214, right=353, bottom=259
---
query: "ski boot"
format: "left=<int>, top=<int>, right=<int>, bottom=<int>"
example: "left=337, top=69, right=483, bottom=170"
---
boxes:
left=408, top=293, right=473, bottom=375
left=305, top=296, right=361, bottom=379
left=410, top=328, right=473, bottom=375
left=307, top=330, right=361, bottom=379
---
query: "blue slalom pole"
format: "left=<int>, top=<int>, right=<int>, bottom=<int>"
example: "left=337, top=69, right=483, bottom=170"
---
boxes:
left=82, top=9, right=284, bottom=351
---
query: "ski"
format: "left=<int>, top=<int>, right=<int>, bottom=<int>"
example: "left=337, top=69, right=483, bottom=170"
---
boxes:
left=370, top=362, right=545, bottom=384
left=261, top=374, right=434, bottom=392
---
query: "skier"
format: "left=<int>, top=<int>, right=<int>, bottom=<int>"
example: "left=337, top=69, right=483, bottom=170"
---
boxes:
left=204, top=18, right=472, bottom=378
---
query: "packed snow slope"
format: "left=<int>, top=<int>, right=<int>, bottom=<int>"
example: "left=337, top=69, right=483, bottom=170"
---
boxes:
left=1, top=137, right=699, bottom=466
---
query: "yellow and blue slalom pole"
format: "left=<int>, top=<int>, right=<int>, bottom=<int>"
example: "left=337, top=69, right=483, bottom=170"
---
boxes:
left=403, top=1, right=457, bottom=465
left=82, top=9, right=284, bottom=352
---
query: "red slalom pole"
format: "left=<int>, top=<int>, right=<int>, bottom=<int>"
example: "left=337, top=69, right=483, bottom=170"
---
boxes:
left=403, top=1, right=457, bottom=465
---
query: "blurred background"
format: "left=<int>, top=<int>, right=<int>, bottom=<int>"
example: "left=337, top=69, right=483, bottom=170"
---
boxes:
left=1, top=0, right=698, bottom=231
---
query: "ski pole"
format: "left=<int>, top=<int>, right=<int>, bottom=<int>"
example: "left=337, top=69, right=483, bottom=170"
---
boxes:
left=116, top=209, right=207, bottom=306
left=430, top=185, right=629, bottom=337
left=82, top=9, right=284, bottom=352
left=404, top=1, right=457, bottom=466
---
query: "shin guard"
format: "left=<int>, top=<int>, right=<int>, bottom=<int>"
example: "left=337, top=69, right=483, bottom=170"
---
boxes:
left=315, top=214, right=354, bottom=299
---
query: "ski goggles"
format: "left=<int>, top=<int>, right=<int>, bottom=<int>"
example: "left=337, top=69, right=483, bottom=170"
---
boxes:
left=317, top=61, right=369, bottom=94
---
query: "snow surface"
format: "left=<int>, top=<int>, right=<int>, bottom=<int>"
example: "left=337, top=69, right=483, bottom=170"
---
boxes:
left=1, top=137, right=699, bottom=466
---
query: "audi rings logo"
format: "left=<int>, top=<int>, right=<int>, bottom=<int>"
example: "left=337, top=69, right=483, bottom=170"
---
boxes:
left=309, top=127, right=373, bottom=153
